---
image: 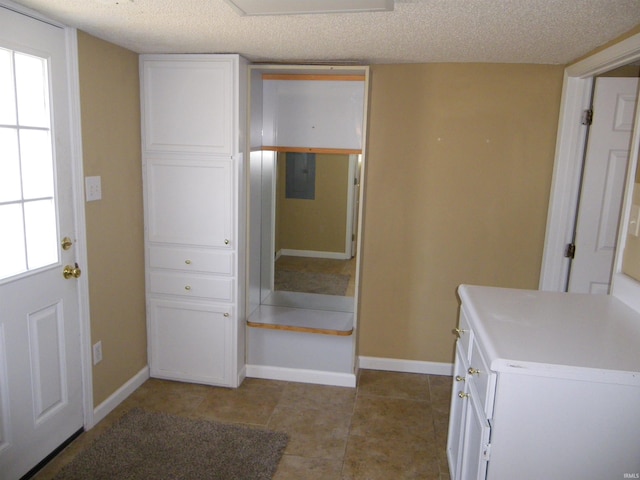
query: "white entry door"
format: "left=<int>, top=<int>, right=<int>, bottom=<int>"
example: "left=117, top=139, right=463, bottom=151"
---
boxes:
left=0, top=6, right=84, bottom=479
left=568, top=77, right=639, bottom=294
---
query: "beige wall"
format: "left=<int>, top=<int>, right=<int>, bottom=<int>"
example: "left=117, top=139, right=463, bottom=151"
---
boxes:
left=77, top=31, right=146, bottom=406
left=358, top=64, right=564, bottom=363
left=276, top=152, right=350, bottom=254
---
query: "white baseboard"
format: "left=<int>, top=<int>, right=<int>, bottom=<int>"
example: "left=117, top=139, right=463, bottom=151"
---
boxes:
left=246, top=364, right=356, bottom=387
left=92, top=365, right=150, bottom=426
left=236, top=364, right=247, bottom=387
left=359, top=356, right=453, bottom=376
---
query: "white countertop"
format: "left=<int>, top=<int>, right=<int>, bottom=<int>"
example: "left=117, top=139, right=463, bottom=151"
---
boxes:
left=458, top=285, right=640, bottom=385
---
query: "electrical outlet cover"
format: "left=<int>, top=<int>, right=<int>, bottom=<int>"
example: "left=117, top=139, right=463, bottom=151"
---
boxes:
left=85, top=176, right=102, bottom=202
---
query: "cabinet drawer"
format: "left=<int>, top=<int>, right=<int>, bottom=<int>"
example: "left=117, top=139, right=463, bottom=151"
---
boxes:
left=149, top=271, right=233, bottom=302
left=469, top=339, right=496, bottom=419
left=456, top=307, right=473, bottom=360
left=149, top=246, right=233, bottom=274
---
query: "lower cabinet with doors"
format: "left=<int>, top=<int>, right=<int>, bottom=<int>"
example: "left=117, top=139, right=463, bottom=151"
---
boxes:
left=447, top=285, right=640, bottom=480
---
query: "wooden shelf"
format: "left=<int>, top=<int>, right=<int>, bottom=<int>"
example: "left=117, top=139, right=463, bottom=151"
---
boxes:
left=247, top=305, right=354, bottom=337
left=261, top=146, right=361, bottom=155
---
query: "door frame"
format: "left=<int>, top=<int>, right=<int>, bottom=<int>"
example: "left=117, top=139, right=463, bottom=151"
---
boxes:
left=539, top=31, right=640, bottom=298
left=1, top=0, right=93, bottom=428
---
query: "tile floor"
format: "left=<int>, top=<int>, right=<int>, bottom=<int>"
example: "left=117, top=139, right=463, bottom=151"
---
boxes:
left=34, top=370, right=452, bottom=480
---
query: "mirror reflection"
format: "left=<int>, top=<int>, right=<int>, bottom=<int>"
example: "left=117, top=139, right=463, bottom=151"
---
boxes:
left=261, top=151, right=360, bottom=311
left=622, top=149, right=640, bottom=281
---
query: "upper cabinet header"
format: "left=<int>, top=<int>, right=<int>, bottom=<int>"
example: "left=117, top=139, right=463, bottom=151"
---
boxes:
left=261, top=75, right=366, bottom=152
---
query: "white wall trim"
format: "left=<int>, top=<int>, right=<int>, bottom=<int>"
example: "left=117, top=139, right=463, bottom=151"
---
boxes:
left=246, top=364, right=356, bottom=387
left=92, top=366, right=149, bottom=426
left=540, top=31, right=640, bottom=292
left=237, top=363, right=247, bottom=386
left=359, top=356, right=454, bottom=376
left=539, top=74, right=593, bottom=292
left=567, top=32, right=640, bottom=78
left=64, top=26, right=96, bottom=432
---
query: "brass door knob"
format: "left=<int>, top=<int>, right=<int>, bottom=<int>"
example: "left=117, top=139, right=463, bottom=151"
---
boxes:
left=63, top=263, right=82, bottom=279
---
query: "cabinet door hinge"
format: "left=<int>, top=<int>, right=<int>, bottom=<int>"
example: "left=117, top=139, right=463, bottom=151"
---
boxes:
left=581, top=109, right=593, bottom=126
left=564, top=243, right=576, bottom=259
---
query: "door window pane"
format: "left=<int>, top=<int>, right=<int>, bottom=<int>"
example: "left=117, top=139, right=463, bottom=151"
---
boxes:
left=0, top=48, right=16, bottom=124
left=0, top=127, right=21, bottom=202
left=20, top=129, right=54, bottom=199
left=0, top=205, right=27, bottom=278
left=24, top=199, right=57, bottom=270
left=0, top=48, right=58, bottom=281
left=15, top=52, right=49, bottom=128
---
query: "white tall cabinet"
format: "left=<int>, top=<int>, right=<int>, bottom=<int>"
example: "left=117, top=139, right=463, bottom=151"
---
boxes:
left=140, top=54, right=248, bottom=387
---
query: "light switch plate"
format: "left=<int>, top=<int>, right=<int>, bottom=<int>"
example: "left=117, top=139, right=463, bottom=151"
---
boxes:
left=85, top=176, right=102, bottom=201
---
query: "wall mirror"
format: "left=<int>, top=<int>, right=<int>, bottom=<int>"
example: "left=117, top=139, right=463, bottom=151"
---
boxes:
left=247, top=66, right=369, bottom=319
left=622, top=150, right=640, bottom=281
left=272, top=151, right=360, bottom=297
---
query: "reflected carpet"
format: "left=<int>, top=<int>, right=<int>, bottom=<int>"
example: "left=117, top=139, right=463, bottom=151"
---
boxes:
left=274, top=270, right=350, bottom=296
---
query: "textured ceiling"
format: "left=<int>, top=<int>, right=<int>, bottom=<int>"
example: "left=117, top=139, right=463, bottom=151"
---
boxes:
left=6, top=0, right=640, bottom=64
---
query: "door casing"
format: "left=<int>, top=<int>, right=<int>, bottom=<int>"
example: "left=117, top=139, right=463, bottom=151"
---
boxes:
left=540, top=31, right=640, bottom=311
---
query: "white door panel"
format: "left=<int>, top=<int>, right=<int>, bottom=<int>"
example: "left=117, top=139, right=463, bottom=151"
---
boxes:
left=0, top=6, right=83, bottom=479
left=568, top=77, right=639, bottom=293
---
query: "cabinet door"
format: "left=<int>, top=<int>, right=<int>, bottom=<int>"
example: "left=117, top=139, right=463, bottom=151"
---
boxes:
left=148, top=298, right=233, bottom=386
left=460, top=384, right=491, bottom=480
left=146, top=159, right=233, bottom=247
left=141, top=58, right=234, bottom=155
left=447, top=345, right=469, bottom=479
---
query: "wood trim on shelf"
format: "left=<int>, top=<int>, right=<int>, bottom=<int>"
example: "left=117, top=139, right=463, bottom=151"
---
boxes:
left=262, top=74, right=365, bottom=82
left=246, top=320, right=353, bottom=337
left=262, top=146, right=361, bottom=155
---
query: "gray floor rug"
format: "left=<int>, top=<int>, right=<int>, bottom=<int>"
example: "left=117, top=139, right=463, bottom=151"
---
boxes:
left=275, top=270, right=349, bottom=296
left=52, top=408, right=288, bottom=480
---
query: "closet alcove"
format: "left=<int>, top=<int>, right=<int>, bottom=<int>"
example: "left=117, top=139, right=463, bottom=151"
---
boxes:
left=245, top=65, right=370, bottom=387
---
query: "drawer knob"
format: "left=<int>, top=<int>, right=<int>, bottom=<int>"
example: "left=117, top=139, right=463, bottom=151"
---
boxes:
left=458, top=391, right=469, bottom=399
left=185, top=259, right=192, bottom=265
left=455, top=375, right=466, bottom=382
left=453, top=327, right=466, bottom=338
left=185, top=285, right=191, bottom=291
left=223, top=312, right=229, bottom=317
left=224, top=239, right=230, bottom=245
left=468, top=367, right=479, bottom=376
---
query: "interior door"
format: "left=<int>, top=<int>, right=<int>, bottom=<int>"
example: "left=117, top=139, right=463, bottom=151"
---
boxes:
left=0, top=6, right=84, bottom=478
left=568, top=77, right=639, bottom=294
